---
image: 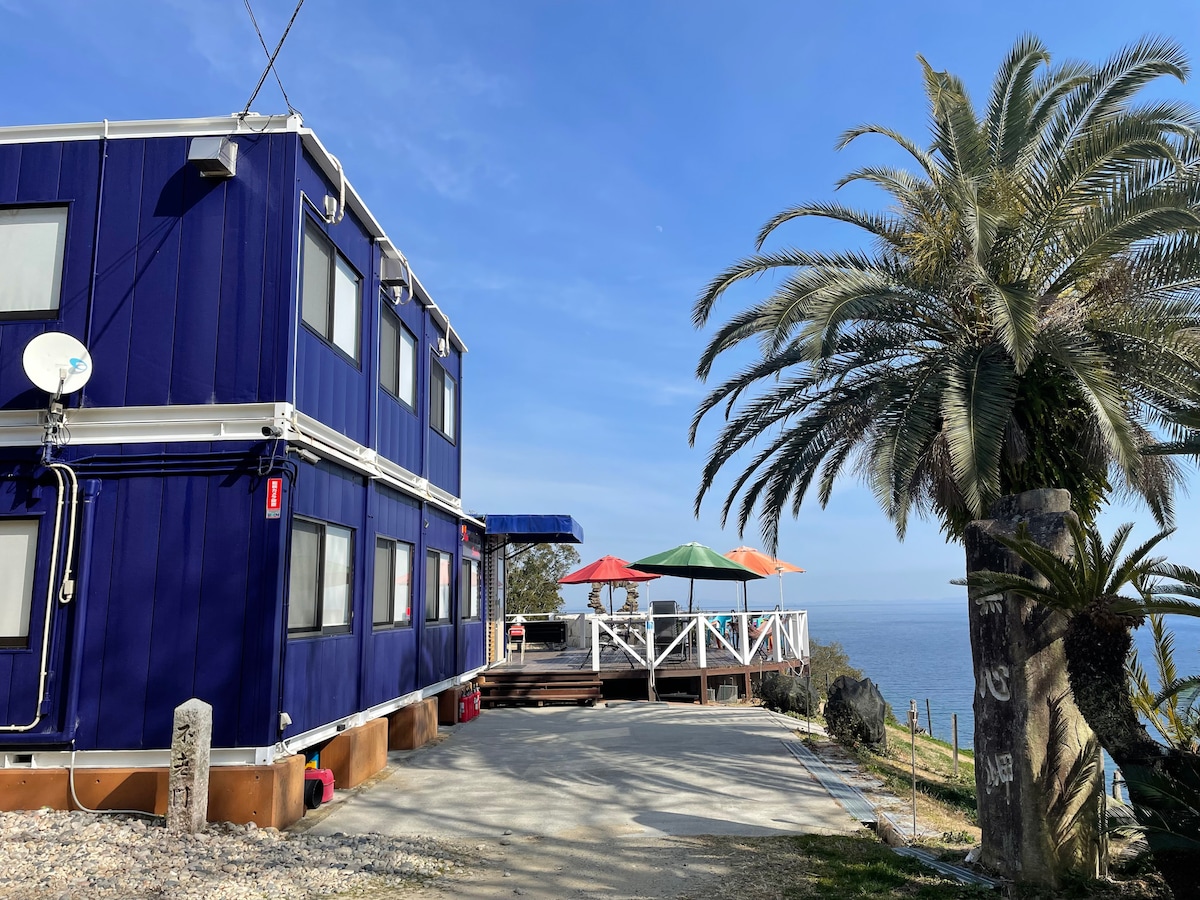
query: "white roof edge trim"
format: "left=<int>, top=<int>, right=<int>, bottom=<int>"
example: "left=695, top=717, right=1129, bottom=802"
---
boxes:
left=0, top=113, right=467, bottom=353
left=297, top=128, right=467, bottom=354
left=0, top=113, right=304, bottom=144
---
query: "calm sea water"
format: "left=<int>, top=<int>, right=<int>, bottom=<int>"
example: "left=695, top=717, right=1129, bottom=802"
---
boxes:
left=799, top=595, right=1200, bottom=753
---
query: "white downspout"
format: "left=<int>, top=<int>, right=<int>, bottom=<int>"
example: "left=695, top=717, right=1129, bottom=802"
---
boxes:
left=0, top=461, right=78, bottom=732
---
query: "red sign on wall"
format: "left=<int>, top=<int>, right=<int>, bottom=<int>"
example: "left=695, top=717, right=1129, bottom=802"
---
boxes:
left=266, top=477, right=283, bottom=519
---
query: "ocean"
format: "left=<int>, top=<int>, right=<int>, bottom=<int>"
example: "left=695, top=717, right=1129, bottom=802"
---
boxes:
left=799, top=595, right=1200, bottom=754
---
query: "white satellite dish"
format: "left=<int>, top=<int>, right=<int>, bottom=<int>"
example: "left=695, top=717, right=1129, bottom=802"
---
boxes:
left=22, top=332, right=94, bottom=395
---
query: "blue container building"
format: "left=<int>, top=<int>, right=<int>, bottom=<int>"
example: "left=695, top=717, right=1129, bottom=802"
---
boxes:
left=0, top=115, right=580, bottom=821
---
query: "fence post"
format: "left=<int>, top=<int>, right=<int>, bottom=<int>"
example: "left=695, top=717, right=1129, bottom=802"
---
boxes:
left=952, top=713, right=959, bottom=778
left=926, top=698, right=933, bottom=740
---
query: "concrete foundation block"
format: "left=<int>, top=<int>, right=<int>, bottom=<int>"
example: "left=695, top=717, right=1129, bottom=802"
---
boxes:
left=209, top=754, right=306, bottom=829
left=388, top=698, right=438, bottom=750
left=438, top=687, right=462, bottom=725
left=321, top=717, right=388, bottom=789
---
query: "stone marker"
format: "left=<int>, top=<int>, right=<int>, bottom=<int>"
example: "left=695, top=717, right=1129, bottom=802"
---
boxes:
left=167, top=698, right=212, bottom=833
left=964, top=490, right=1101, bottom=887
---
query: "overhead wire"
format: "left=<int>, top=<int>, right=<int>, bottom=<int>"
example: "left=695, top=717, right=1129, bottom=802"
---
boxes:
left=240, top=0, right=307, bottom=117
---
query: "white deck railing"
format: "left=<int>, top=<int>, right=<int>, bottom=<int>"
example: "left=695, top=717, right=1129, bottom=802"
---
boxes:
left=586, top=610, right=808, bottom=673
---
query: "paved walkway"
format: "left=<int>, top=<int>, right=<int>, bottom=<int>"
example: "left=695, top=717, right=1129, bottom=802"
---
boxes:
left=311, top=702, right=856, bottom=842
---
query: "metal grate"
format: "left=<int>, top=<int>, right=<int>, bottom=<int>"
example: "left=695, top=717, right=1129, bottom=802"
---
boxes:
left=782, top=739, right=878, bottom=825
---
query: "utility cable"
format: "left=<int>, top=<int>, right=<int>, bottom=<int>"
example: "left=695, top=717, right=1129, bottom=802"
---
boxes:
left=240, top=0, right=306, bottom=117
left=243, top=0, right=299, bottom=116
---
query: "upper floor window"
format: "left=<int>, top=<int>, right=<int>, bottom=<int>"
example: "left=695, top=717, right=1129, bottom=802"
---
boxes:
left=0, top=206, right=68, bottom=319
left=461, top=557, right=480, bottom=621
left=380, top=303, right=418, bottom=409
left=301, top=220, right=361, bottom=361
left=430, top=359, right=457, bottom=443
left=425, top=549, right=452, bottom=623
left=288, top=517, right=354, bottom=636
left=373, top=537, right=413, bottom=629
left=0, top=518, right=38, bottom=648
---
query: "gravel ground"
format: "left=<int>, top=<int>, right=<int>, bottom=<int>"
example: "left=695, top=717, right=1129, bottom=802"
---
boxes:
left=0, top=809, right=471, bottom=900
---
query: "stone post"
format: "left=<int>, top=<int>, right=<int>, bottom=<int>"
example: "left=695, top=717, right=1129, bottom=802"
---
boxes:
left=167, top=698, right=212, bottom=834
left=964, top=490, right=1101, bottom=887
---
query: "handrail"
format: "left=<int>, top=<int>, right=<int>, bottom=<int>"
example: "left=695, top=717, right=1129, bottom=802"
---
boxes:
left=581, top=610, right=809, bottom=673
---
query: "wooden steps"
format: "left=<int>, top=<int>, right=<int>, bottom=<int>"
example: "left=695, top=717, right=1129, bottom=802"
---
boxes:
left=478, top=672, right=602, bottom=707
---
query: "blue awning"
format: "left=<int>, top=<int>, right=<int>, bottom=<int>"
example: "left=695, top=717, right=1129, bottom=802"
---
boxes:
left=484, top=514, right=584, bottom=543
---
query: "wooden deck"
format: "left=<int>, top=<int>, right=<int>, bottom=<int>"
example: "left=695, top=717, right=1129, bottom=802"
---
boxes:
left=479, top=645, right=803, bottom=707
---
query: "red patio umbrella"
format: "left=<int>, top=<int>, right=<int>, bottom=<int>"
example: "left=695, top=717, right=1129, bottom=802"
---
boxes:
left=559, top=555, right=661, bottom=616
left=724, top=547, right=804, bottom=611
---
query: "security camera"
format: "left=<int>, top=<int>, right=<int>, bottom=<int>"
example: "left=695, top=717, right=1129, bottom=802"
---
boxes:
left=262, top=425, right=283, bottom=438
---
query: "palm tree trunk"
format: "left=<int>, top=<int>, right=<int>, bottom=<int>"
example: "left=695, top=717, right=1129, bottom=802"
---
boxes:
left=1064, top=610, right=1200, bottom=895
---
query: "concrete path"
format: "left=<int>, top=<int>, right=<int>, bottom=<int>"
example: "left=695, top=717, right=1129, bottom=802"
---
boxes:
left=311, top=702, right=856, bottom=842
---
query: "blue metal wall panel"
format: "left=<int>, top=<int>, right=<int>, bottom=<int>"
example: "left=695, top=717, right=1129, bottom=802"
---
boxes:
left=426, top=345, right=461, bottom=495
left=84, top=139, right=144, bottom=409
left=0, top=134, right=297, bottom=412
left=57, top=443, right=284, bottom=751
left=291, top=150, right=376, bottom=447
left=281, top=459, right=367, bottom=737
left=125, top=139, right=185, bottom=406
left=376, top=396, right=422, bottom=475
left=419, top=508, right=460, bottom=686
left=0, top=472, right=59, bottom=733
left=360, top=486, right=421, bottom=706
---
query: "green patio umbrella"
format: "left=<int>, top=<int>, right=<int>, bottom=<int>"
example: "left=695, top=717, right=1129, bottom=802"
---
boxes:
left=628, top=542, right=762, bottom=614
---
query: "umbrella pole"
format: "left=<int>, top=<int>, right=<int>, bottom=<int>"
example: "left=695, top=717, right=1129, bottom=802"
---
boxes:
left=778, top=572, right=784, bottom=609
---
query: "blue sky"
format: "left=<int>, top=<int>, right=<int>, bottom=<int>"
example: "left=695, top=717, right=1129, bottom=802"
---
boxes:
left=3, top=0, right=1200, bottom=610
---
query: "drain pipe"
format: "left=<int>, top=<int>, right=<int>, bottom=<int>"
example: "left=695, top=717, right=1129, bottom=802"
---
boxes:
left=0, top=460, right=77, bottom=732
left=60, top=478, right=100, bottom=743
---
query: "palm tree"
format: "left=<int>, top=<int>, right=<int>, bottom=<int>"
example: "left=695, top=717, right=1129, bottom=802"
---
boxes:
left=962, top=519, right=1200, bottom=887
left=691, top=36, right=1200, bottom=549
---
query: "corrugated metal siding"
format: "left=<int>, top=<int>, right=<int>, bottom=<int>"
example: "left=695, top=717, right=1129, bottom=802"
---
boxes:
left=0, top=133, right=297, bottom=412
left=419, top=508, right=460, bottom=685
left=0, top=465, right=63, bottom=735
left=292, top=150, right=376, bottom=446
left=68, top=443, right=284, bottom=751
left=360, top=486, right=421, bottom=707
left=426, top=344, right=461, bottom=495
left=281, top=459, right=367, bottom=737
left=375, top=294, right=426, bottom=473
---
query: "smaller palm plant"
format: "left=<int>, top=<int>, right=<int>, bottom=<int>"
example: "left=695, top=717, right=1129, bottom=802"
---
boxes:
left=961, top=517, right=1200, bottom=883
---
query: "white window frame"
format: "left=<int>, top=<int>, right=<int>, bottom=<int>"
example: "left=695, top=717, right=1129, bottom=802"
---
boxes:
left=380, top=301, right=418, bottom=409
left=0, top=518, right=38, bottom=648
left=425, top=549, right=453, bottom=623
left=0, top=205, right=68, bottom=319
left=287, top=517, right=354, bottom=636
left=461, top=557, right=481, bottom=621
left=300, top=218, right=361, bottom=362
left=430, top=358, right=457, bottom=443
left=374, top=537, right=413, bottom=629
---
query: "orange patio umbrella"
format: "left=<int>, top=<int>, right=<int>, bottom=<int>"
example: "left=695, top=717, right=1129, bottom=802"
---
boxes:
left=724, top=546, right=805, bottom=611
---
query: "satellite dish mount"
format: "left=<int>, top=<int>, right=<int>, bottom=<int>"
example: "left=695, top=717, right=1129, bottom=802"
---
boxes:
left=22, top=333, right=94, bottom=456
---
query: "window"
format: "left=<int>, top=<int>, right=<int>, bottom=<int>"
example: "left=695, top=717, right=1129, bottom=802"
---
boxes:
left=430, top=359, right=457, bottom=442
left=425, top=549, right=452, bottom=623
left=0, top=206, right=68, bottom=318
left=461, top=558, right=480, bottom=620
left=380, top=304, right=418, bottom=408
left=0, top=519, right=38, bottom=648
left=288, top=518, right=354, bottom=635
left=301, top=220, right=361, bottom=360
left=373, top=538, right=413, bottom=628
